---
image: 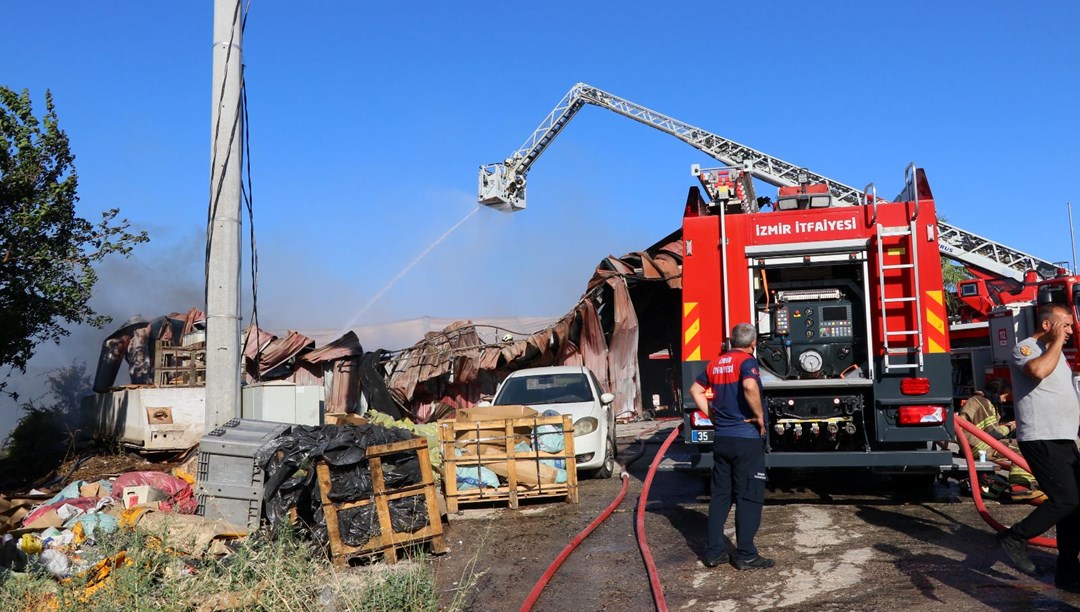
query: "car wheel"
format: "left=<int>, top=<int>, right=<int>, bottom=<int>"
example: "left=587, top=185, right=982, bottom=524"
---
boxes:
left=592, top=437, right=615, bottom=479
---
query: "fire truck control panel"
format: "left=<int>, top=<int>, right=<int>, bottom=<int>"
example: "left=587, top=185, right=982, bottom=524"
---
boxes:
left=758, top=290, right=858, bottom=380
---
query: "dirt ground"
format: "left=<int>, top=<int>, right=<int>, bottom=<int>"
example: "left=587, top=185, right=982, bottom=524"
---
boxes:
left=432, top=423, right=1080, bottom=611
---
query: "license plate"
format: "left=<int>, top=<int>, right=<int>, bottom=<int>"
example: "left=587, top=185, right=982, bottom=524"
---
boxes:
left=691, top=429, right=713, bottom=443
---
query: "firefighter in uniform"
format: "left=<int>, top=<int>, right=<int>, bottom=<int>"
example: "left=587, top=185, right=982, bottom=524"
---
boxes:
left=958, top=379, right=1043, bottom=503
left=691, top=322, right=774, bottom=570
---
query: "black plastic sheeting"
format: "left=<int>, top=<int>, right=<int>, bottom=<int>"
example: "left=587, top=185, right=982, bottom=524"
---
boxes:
left=254, top=423, right=427, bottom=546
left=327, top=456, right=421, bottom=502
left=337, top=495, right=428, bottom=546
left=358, top=350, right=405, bottom=420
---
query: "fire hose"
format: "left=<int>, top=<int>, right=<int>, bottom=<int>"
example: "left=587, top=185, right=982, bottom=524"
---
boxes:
left=518, top=472, right=631, bottom=612
left=954, top=417, right=1057, bottom=549
left=635, top=423, right=682, bottom=612
left=520, top=422, right=679, bottom=612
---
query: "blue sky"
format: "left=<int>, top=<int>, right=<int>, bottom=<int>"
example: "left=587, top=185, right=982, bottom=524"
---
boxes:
left=2, top=1, right=1078, bottom=426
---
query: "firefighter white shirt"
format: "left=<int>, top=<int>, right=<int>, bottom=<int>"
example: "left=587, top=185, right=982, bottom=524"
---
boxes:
left=1010, top=337, right=1080, bottom=442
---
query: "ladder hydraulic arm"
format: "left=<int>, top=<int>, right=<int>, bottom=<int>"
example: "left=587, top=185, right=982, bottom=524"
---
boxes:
left=478, top=82, right=865, bottom=212
left=479, top=82, right=1061, bottom=282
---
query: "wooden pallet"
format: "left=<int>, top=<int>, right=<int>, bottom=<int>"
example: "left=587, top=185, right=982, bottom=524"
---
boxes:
left=438, top=414, right=578, bottom=514
left=315, top=437, right=446, bottom=565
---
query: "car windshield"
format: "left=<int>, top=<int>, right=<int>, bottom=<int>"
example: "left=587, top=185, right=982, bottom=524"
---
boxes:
left=495, top=373, right=593, bottom=406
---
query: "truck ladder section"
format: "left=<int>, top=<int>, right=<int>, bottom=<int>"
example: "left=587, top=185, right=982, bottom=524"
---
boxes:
left=870, top=180, right=924, bottom=373
left=936, top=221, right=1060, bottom=281
left=480, top=82, right=1062, bottom=282
left=872, top=222, right=924, bottom=371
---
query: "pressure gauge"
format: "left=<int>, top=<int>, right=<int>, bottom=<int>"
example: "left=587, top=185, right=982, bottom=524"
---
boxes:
left=798, top=350, right=823, bottom=373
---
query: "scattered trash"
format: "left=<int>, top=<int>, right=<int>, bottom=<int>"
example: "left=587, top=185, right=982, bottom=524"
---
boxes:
left=536, top=409, right=566, bottom=453
left=111, top=471, right=197, bottom=513
left=40, top=548, right=72, bottom=578
left=18, top=533, right=42, bottom=554
left=173, top=468, right=197, bottom=486
left=122, top=484, right=167, bottom=509
left=66, top=510, right=119, bottom=541
left=72, top=551, right=132, bottom=602
left=365, top=410, right=443, bottom=470
left=0, top=492, right=44, bottom=533
left=0, top=533, right=27, bottom=572
left=454, top=448, right=500, bottom=490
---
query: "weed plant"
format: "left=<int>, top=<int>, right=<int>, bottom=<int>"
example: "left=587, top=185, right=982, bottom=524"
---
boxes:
left=0, top=520, right=456, bottom=611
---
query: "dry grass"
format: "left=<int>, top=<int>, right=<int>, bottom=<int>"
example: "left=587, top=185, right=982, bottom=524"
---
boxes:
left=0, top=522, right=458, bottom=612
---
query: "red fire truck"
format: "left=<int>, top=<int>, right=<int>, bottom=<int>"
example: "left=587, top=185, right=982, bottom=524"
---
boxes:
left=476, top=82, right=1034, bottom=472
left=973, top=275, right=1080, bottom=389
left=680, top=167, right=954, bottom=469
left=946, top=247, right=1073, bottom=396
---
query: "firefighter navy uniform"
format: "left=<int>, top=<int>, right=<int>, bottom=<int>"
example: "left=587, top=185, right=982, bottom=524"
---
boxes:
left=696, top=350, right=768, bottom=565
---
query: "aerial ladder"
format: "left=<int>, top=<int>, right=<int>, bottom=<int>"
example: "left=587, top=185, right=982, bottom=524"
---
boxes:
left=478, top=82, right=1061, bottom=284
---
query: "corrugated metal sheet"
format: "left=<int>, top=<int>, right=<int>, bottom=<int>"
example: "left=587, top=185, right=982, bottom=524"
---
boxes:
left=246, top=330, right=314, bottom=378
left=92, top=334, right=131, bottom=393
left=300, top=331, right=363, bottom=364
left=578, top=299, right=609, bottom=394
left=374, top=234, right=684, bottom=421
left=606, top=277, right=640, bottom=420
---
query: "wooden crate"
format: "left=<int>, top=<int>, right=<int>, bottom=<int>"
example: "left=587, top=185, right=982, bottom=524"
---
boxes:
left=315, top=437, right=446, bottom=565
left=439, top=414, right=578, bottom=514
left=154, top=340, right=206, bottom=387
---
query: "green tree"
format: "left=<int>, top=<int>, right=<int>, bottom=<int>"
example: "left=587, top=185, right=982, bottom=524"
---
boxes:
left=0, top=87, right=148, bottom=383
left=937, top=215, right=972, bottom=317
left=941, top=260, right=972, bottom=318
left=1, top=361, right=91, bottom=486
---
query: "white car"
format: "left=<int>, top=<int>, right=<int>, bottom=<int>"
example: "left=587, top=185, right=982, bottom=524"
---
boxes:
left=492, top=365, right=616, bottom=478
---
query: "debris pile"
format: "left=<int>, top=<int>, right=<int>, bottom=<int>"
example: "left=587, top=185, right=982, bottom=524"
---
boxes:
left=0, top=468, right=246, bottom=585
left=0, top=415, right=446, bottom=607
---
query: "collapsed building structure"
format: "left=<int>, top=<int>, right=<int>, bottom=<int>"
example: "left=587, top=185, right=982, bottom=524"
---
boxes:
left=383, top=234, right=683, bottom=422
left=84, top=232, right=682, bottom=447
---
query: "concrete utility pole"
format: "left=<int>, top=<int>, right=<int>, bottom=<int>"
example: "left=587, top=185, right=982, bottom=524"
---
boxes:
left=205, top=0, right=244, bottom=430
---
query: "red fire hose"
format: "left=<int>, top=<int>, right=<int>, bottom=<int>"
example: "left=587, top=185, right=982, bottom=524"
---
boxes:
left=519, top=471, right=631, bottom=612
left=520, top=418, right=1050, bottom=610
left=635, top=424, right=682, bottom=612
left=954, top=418, right=1057, bottom=549
left=520, top=423, right=679, bottom=612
